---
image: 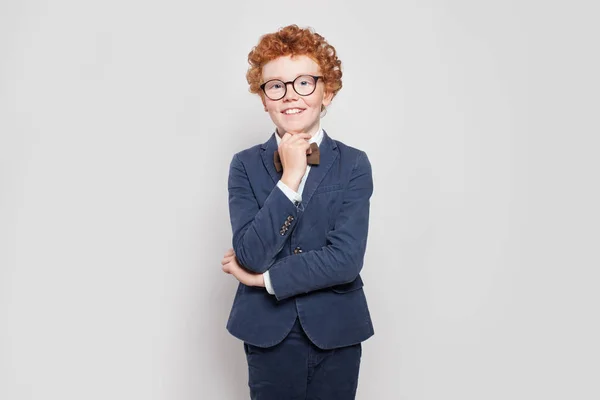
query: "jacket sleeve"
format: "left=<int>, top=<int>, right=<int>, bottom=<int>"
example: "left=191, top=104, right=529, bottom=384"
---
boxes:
left=266, top=151, right=373, bottom=301
left=228, top=153, right=300, bottom=273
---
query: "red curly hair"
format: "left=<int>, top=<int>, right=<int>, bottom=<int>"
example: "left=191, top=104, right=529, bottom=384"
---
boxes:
left=246, top=25, right=342, bottom=109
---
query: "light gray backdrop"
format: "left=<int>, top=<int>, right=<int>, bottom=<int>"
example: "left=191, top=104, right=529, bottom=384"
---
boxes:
left=1, top=0, right=599, bottom=399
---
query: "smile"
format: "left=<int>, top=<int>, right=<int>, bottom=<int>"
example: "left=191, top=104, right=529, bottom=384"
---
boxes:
left=282, top=108, right=305, bottom=115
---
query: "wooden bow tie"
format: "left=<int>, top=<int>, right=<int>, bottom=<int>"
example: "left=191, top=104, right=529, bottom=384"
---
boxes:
left=273, top=142, right=320, bottom=173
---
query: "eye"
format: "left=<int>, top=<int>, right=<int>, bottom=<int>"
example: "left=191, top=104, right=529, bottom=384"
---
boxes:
left=266, top=81, right=283, bottom=90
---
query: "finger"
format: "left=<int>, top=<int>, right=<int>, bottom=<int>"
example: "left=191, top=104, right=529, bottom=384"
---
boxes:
left=280, top=135, right=311, bottom=152
left=296, top=140, right=311, bottom=150
left=286, top=136, right=310, bottom=147
left=297, top=139, right=313, bottom=149
left=223, top=260, right=237, bottom=272
left=225, top=248, right=234, bottom=256
left=295, top=133, right=312, bottom=141
left=288, top=133, right=311, bottom=143
left=221, top=255, right=235, bottom=265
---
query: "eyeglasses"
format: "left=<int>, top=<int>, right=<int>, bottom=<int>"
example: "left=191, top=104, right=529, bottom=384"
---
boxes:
left=260, top=75, right=323, bottom=101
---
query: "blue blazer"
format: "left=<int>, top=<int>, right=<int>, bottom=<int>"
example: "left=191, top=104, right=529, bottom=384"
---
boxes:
left=226, top=130, right=374, bottom=349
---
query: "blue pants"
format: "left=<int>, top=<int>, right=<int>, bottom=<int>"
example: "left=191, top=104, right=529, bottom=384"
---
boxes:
left=243, top=317, right=362, bottom=399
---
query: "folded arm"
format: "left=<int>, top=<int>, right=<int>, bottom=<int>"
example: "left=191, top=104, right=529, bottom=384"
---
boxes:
left=228, top=154, right=301, bottom=273
left=267, top=151, right=373, bottom=301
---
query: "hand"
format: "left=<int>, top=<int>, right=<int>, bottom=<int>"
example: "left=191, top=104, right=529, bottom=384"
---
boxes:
left=221, top=248, right=265, bottom=287
left=278, top=132, right=312, bottom=191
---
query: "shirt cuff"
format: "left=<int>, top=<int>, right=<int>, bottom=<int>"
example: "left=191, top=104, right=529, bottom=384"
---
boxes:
left=263, top=270, right=275, bottom=295
left=276, top=180, right=302, bottom=204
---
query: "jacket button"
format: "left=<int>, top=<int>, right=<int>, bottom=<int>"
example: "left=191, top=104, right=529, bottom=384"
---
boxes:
left=293, top=247, right=302, bottom=254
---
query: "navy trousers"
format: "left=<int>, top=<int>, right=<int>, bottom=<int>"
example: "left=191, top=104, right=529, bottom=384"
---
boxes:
left=243, top=317, right=362, bottom=400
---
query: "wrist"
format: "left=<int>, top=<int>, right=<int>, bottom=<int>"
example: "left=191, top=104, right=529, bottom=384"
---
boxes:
left=255, top=274, right=265, bottom=287
left=281, top=174, right=302, bottom=192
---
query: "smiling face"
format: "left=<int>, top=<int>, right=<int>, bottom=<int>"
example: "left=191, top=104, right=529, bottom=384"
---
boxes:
left=261, top=55, right=333, bottom=137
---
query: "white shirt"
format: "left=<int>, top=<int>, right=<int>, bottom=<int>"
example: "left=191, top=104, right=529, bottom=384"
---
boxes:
left=263, top=123, right=324, bottom=295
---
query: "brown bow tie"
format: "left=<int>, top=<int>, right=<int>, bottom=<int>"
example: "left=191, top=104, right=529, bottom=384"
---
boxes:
left=273, top=142, right=320, bottom=173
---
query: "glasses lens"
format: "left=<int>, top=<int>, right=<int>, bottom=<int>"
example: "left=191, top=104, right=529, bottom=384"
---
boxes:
left=294, top=75, right=317, bottom=95
left=264, top=80, right=285, bottom=99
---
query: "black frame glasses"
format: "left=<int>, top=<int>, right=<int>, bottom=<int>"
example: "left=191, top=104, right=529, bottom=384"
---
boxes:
left=260, top=75, right=323, bottom=101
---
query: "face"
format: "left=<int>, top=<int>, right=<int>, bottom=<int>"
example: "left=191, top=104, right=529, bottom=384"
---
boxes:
left=261, top=55, right=333, bottom=136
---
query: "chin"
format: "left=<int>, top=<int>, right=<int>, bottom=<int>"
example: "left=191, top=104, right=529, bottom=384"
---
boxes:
left=278, top=123, right=302, bottom=134
left=287, top=127, right=309, bottom=135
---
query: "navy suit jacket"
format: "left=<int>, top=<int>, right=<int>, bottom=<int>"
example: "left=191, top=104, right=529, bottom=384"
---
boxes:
left=226, top=130, right=374, bottom=349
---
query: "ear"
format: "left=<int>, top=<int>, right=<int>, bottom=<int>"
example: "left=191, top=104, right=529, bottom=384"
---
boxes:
left=260, top=94, right=268, bottom=112
left=322, top=90, right=334, bottom=108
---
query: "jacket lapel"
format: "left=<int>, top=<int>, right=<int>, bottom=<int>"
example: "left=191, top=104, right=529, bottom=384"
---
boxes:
left=300, top=130, right=338, bottom=209
left=260, top=132, right=282, bottom=184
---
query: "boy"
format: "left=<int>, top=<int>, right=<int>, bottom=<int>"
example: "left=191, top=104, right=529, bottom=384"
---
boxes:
left=221, top=24, right=374, bottom=399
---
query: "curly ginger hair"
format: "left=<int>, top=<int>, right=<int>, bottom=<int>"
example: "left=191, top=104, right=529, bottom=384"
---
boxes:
left=246, top=25, right=343, bottom=109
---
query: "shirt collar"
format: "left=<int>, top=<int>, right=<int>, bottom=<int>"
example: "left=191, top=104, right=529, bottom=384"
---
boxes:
left=275, top=121, right=324, bottom=147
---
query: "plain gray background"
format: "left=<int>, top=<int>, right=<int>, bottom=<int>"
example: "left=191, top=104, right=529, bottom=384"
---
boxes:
left=1, top=0, right=599, bottom=399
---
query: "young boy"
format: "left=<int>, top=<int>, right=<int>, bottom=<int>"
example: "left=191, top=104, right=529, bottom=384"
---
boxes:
left=220, top=24, right=374, bottom=399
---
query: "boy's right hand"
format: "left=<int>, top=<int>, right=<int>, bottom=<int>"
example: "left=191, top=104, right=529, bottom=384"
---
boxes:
left=278, top=132, right=312, bottom=191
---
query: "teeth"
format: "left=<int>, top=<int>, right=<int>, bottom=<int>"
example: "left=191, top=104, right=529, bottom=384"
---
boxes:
left=284, top=108, right=303, bottom=114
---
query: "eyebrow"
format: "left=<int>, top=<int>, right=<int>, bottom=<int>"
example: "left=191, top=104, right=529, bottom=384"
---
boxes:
left=262, top=73, right=320, bottom=82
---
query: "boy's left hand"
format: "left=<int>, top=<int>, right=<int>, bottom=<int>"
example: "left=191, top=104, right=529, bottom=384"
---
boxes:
left=221, top=248, right=265, bottom=287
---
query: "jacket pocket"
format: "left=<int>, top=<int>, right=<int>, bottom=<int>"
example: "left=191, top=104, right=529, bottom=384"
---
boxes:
left=331, top=275, right=364, bottom=293
left=314, top=184, right=343, bottom=195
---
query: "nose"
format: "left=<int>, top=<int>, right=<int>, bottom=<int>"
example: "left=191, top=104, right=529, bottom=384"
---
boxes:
left=282, top=82, right=299, bottom=101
